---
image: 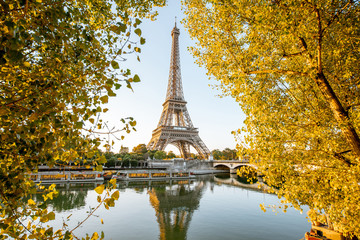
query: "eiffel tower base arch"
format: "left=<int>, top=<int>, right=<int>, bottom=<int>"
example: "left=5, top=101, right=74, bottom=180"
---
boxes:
left=148, top=132, right=209, bottom=160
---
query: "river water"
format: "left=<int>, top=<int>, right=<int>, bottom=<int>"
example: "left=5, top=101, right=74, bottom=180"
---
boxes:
left=43, top=174, right=310, bottom=240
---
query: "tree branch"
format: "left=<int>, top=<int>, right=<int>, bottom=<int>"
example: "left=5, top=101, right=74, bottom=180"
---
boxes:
left=244, top=69, right=309, bottom=76
left=322, top=1, right=354, bottom=34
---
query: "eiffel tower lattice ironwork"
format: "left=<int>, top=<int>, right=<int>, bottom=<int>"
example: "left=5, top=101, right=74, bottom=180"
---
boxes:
left=147, top=24, right=210, bottom=159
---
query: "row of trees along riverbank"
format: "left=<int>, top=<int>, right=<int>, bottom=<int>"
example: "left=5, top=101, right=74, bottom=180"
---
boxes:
left=102, top=144, right=238, bottom=168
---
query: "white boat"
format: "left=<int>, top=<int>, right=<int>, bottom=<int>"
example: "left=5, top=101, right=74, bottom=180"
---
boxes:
left=112, top=170, right=195, bottom=181
left=31, top=171, right=104, bottom=183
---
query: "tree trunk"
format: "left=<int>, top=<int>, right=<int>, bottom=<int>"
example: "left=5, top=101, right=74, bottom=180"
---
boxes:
left=315, top=72, right=360, bottom=161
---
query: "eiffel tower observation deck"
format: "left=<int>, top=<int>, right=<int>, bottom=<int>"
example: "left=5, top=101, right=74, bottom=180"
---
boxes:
left=147, top=23, right=210, bottom=159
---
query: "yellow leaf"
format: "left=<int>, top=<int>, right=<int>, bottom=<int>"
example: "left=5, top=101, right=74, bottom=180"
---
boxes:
left=100, top=95, right=108, bottom=104
left=109, top=178, right=116, bottom=187
left=111, top=190, right=120, bottom=200
left=94, top=184, right=104, bottom=194
left=28, top=199, right=36, bottom=205
left=48, top=212, right=55, bottom=220
left=91, top=232, right=99, bottom=240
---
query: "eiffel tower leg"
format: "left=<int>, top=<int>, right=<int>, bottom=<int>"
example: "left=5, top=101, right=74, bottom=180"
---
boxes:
left=190, top=136, right=210, bottom=160
left=180, top=142, right=191, bottom=159
left=174, top=142, right=185, bottom=159
left=158, top=139, right=167, bottom=151
left=184, top=143, right=191, bottom=159
left=148, top=137, right=167, bottom=152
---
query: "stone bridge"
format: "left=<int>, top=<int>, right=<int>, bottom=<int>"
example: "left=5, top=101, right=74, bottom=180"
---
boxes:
left=212, top=160, right=258, bottom=174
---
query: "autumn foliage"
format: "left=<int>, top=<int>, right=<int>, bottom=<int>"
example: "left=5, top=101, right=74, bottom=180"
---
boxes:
left=183, top=0, right=360, bottom=237
left=0, top=0, right=164, bottom=239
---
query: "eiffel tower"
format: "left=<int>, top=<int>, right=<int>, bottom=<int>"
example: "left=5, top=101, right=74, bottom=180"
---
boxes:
left=147, top=23, right=210, bottom=159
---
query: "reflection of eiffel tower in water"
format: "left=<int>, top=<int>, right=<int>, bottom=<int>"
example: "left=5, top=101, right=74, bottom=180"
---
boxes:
left=147, top=23, right=210, bottom=159
left=148, top=181, right=205, bottom=240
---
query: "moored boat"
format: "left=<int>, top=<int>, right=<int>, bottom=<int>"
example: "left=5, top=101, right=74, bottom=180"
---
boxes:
left=305, top=231, right=329, bottom=240
left=305, top=225, right=346, bottom=240
left=112, top=170, right=194, bottom=181
left=31, top=171, right=104, bottom=183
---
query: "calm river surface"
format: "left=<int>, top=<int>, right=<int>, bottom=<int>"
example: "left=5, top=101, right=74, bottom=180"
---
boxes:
left=44, top=174, right=310, bottom=240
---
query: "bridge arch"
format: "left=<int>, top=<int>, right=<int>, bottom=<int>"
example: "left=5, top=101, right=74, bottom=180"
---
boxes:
left=213, top=164, right=230, bottom=171
left=212, top=161, right=259, bottom=174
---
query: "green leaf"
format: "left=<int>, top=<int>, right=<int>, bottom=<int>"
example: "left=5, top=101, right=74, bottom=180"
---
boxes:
left=99, top=155, right=107, bottom=164
left=140, top=37, right=146, bottom=45
left=44, top=227, right=53, bottom=236
left=135, top=18, right=142, bottom=26
left=95, top=165, right=103, bottom=171
left=8, top=50, right=23, bottom=62
left=94, top=185, right=105, bottom=194
left=134, top=28, right=142, bottom=37
left=111, top=60, right=119, bottom=69
left=108, top=90, right=116, bottom=97
left=133, top=74, right=140, bottom=82
left=38, top=202, right=47, bottom=209
left=75, top=121, right=83, bottom=129
left=118, top=22, right=127, bottom=32
left=114, top=83, right=122, bottom=90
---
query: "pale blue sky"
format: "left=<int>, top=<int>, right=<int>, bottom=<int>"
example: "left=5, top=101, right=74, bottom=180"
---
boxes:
left=102, top=1, right=245, bottom=154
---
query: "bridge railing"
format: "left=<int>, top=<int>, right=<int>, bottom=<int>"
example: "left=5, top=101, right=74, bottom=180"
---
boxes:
left=212, top=159, right=249, bottom=163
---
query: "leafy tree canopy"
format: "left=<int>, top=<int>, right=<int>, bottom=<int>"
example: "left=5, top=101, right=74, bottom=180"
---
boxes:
left=167, top=151, right=176, bottom=159
left=211, top=149, right=223, bottom=160
left=132, top=143, right=148, bottom=154
left=154, top=150, right=167, bottom=160
left=183, top=0, right=360, bottom=237
left=0, top=0, right=165, bottom=239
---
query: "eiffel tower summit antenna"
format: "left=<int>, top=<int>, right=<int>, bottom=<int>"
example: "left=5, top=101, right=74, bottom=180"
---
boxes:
left=147, top=24, right=210, bottom=159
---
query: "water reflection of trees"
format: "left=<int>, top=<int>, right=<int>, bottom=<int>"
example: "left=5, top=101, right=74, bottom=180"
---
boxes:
left=31, top=183, right=95, bottom=212
left=214, top=174, right=268, bottom=192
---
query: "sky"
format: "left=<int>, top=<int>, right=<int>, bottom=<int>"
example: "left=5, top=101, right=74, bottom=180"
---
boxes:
left=102, top=1, right=246, bottom=154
